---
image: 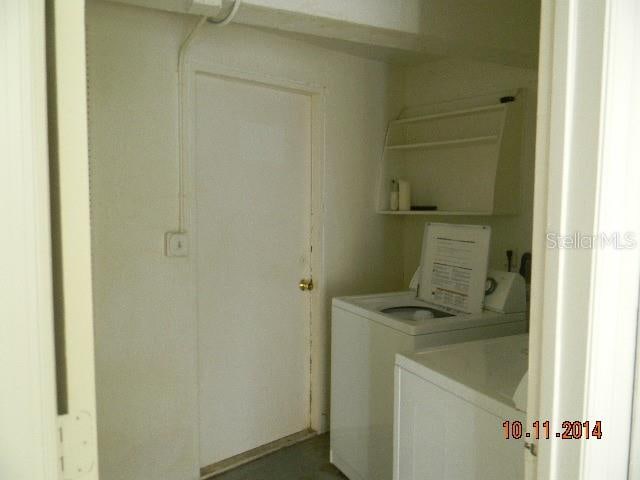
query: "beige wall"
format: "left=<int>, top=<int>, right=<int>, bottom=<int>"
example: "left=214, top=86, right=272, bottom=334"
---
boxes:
left=86, top=2, right=403, bottom=479
left=394, top=58, right=538, bottom=282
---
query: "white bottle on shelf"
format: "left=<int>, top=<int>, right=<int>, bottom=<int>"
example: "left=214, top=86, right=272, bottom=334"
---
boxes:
left=398, top=180, right=411, bottom=211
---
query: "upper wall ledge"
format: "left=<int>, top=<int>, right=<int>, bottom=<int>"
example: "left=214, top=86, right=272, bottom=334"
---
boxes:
left=102, top=0, right=540, bottom=68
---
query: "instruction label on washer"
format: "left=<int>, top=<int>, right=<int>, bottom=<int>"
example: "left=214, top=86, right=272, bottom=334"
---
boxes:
left=418, top=223, right=491, bottom=314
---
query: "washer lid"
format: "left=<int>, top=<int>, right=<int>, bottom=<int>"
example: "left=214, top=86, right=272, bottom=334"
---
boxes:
left=418, top=223, right=491, bottom=315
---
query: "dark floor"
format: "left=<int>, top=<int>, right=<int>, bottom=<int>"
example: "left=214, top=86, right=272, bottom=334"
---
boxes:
left=213, top=433, right=346, bottom=480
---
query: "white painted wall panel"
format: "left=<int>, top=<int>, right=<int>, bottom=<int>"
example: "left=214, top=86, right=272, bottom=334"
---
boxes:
left=101, top=0, right=539, bottom=67
left=247, top=0, right=423, bottom=33
left=103, top=0, right=424, bottom=33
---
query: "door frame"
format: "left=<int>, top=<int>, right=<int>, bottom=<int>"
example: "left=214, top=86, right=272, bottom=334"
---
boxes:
left=185, top=60, right=328, bottom=436
left=1, top=0, right=59, bottom=478
left=2, top=0, right=100, bottom=479
left=527, top=0, right=640, bottom=478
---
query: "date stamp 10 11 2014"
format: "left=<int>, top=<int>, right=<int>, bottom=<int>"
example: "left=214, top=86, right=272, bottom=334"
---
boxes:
left=502, top=420, right=603, bottom=440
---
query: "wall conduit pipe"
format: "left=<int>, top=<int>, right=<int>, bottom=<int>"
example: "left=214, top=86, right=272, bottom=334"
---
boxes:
left=175, top=0, right=242, bottom=233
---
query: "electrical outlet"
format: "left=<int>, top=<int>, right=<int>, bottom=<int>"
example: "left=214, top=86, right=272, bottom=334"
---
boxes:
left=165, top=232, right=189, bottom=257
left=504, top=249, right=518, bottom=272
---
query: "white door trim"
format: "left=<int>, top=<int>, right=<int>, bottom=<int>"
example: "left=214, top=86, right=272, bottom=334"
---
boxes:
left=580, top=1, right=640, bottom=477
left=0, top=1, right=59, bottom=478
left=50, top=0, right=101, bottom=428
left=528, top=0, right=640, bottom=478
left=185, top=60, right=328, bottom=434
left=3, top=0, right=101, bottom=478
left=631, top=308, right=640, bottom=480
left=524, top=0, right=554, bottom=475
left=48, top=1, right=101, bottom=478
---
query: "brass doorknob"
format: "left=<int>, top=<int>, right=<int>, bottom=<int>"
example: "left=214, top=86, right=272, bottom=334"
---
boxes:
left=299, top=278, right=314, bottom=291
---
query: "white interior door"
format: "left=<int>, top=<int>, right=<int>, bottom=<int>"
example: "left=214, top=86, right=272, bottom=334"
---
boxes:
left=194, top=71, right=312, bottom=467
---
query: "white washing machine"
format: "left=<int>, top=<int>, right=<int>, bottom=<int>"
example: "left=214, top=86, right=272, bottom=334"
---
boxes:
left=329, top=223, right=528, bottom=480
left=393, top=334, right=529, bottom=480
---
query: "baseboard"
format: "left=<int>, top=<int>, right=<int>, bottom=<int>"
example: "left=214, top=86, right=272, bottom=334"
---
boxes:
left=200, top=429, right=316, bottom=479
